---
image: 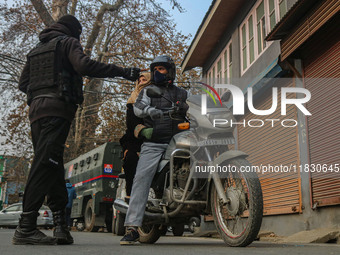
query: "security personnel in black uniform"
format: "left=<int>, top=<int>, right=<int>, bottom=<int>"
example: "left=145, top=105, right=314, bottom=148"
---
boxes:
left=13, top=15, right=140, bottom=245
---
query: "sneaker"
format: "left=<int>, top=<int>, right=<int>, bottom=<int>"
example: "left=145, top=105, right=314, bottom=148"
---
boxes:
left=120, top=228, right=140, bottom=245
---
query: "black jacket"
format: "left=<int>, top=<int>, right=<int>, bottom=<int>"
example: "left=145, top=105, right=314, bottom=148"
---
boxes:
left=134, top=84, right=188, bottom=144
left=19, top=23, right=126, bottom=124
left=119, top=104, right=144, bottom=152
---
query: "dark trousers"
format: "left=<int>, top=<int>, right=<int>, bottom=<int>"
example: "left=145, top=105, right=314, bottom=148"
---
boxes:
left=23, top=117, right=71, bottom=212
left=122, top=150, right=139, bottom=196
left=65, top=207, right=72, bottom=227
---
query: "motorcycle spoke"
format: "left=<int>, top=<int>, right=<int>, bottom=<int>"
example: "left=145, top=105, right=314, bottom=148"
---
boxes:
left=216, top=168, right=252, bottom=237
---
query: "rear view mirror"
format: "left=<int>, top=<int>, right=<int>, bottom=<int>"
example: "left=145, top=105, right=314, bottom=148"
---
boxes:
left=147, top=87, right=163, bottom=98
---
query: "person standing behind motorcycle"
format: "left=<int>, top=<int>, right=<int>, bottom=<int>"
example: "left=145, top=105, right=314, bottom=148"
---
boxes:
left=120, top=55, right=189, bottom=245
left=14, top=14, right=140, bottom=246
left=119, top=72, right=151, bottom=198
left=65, top=179, right=76, bottom=229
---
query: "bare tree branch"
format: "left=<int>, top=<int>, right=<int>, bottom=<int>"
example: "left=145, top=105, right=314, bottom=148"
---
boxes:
left=30, top=0, right=55, bottom=26
left=70, top=0, right=78, bottom=15
left=52, top=0, right=70, bottom=20
left=84, top=0, right=124, bottom=56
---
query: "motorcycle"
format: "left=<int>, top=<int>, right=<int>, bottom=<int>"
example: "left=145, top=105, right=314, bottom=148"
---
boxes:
left=114, top=86, right=263, bottom=247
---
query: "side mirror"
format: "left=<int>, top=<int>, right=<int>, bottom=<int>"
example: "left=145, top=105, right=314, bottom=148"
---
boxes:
left=221, top=91, right=231, bottom=102
left=146, top=87, right=163, bottom=98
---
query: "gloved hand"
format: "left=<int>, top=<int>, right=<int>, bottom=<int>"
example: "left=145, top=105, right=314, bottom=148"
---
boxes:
left=175, top=101, right=189, bottom=114
left=140, top=128, right=153, bottom=140
left=148, top=108, right=163, bottom=121
left=122, top=67, right=140, bottom=81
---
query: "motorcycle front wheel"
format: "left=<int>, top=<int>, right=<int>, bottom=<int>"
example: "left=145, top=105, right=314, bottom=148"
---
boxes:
left=138, top=224, right=163, bottom=244
left=210, top=157, right=263, bottom=247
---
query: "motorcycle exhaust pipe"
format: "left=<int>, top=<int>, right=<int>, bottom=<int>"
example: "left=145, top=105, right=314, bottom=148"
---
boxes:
left=114, top=177, right=199, bottom=220
left=114, top=199, right=163, bottom=220
left=114, top=199, right=129, bottom=214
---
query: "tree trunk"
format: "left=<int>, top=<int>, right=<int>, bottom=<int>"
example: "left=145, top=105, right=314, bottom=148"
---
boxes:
left=70, top=0, right=78, bottom=15
left=74, top=78, right=104, bottom=155
left=84, top=0, right=124, bottom=57
left=30, top=0, right=55, bottom=26
left=52, top=0, right=70, bottom=20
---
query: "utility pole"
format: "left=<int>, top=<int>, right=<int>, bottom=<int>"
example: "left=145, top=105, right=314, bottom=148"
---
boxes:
left=0, top=156, right=7, bottom=209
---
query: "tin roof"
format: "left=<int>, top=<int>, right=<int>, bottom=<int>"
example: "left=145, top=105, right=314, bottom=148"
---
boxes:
left=266, top=0, right=320, bottom=41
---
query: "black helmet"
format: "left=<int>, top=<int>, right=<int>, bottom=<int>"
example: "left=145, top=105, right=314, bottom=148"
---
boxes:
left=150, top=55, right=176, bottom=83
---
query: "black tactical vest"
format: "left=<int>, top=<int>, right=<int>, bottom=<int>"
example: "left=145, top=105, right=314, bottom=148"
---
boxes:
left=145, top=84, right=187, bottom=144
left=27, top=36, right=83, bottom=105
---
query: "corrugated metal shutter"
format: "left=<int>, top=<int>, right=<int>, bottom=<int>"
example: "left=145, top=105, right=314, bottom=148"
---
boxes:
left=281, top=0, right=340, bottom=61
left=304, top=27, right=340, bottom=207
left=238, top=81, right=302, bottom=215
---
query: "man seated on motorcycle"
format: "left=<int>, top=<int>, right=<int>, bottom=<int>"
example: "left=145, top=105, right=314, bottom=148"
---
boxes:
left=120, top=55, right=188, bottom=245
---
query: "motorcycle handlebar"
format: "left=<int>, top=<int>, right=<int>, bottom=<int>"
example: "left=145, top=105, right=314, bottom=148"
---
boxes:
left=160, top=107, right=187, bottom=121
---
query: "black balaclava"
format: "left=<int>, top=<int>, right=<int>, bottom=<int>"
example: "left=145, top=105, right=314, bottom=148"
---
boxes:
left=57, top=15, right=82, bottom=40
left=153, top=67, right=169, bottom=84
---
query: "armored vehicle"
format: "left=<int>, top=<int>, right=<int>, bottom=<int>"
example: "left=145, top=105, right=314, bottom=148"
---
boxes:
left=64, top=142, right=122, bottom=232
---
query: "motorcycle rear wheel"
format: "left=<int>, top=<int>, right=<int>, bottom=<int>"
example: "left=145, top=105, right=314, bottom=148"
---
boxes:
left=210, top=157, right=263, bottom=247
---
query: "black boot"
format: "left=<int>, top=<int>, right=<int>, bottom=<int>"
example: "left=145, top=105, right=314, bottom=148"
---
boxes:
left=12, top=211, right=56, bottom=245
left=53, top=210, right=74, bottom=244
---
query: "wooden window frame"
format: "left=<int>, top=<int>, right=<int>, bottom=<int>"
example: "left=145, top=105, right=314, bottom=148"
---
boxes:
left=239, top=0, right=288, bottom=75
left=206, top=40, right=232, bottom=95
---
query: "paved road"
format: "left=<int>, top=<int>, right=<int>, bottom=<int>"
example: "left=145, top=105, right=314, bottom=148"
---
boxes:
left=0, top=229, right=339, bottom=255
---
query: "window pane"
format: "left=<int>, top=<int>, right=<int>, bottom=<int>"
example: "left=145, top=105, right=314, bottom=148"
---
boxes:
left=269, top=0, right=275, bottom=12
left=6, top=205, right=19, bottom=212
left=257, top=17, right=266, bottom=54
left=248, top=16, right=254, bottom=63
left=257, top=23, right=262, bottom=54
left=224, top=70, right=228, bottom=83
left=256, top=1, right=264, bottom=22
left=262, top=17, right=266, bottom=48
left=243, top=47, right=247, bottom=70
left=270, top=13, right=276, bottom=30
left=248, top=16, right=253, bottom=37
left=249, top=38, right=255, bottom=63
left=242, top=25, right=246, bottom=47
left=229, top=64, right=232, bottom=83
left=229, top=43, right=232, bottom=63
left=224, top=51, right=227, bottom=68
left=242, top=25, right=247, bottom=70
left=212, top=67, right=215, bottom=85
left=279, top=0, right=287, bottom=19
left=217, top=59, right=221, bottom=72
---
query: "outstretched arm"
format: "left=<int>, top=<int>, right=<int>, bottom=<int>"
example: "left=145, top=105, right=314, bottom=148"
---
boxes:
left=63, top=37, right=139, bottom=80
